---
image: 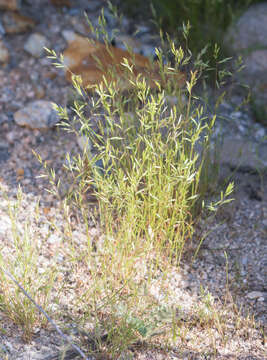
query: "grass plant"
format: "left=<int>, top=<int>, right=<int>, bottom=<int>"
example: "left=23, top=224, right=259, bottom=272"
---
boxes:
left=0, top=186, right=58, bottom=341
left=1, top=9, right=264, bottom=359
left=41, top=15, right=236, bottom=356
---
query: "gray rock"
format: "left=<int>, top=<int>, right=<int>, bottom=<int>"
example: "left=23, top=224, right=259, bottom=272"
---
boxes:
left=14, top=100, right=60, bottom=130
left=224, top=3, right=267, bottom=121
left=224, top=4, right=267, bottom=52
left=115, top=34, right=143, bottom=53
left=246, top=291, right=266, bottom=300
left=77, top=135, right=92, bottom=154
left=218, top=137, right=267, bottom=171
left=24, top=33, right=50, bottom=58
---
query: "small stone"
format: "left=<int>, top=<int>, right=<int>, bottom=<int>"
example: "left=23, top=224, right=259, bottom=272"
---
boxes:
left=34, top=85, right=45, bottom=99
left=43, top=207, right=50, bottom=216
left=16, top=168, right=24, bottom=177
left=47, top=233, right=59, bottom=244
left=115, top=34, right=143, bottom=53
left=77, top=135, right=92, bottom=154
left=24, top=33, right=50, bottom=58
left=0, top=39, right=9, bottom=63
left=246, top=291, right=265, bottom=300
left=6, top=132, right=16, bottom=144
left=0, top=0, right=20, bottom=11
left=2, top=11, right=35, bottom=34
left=14, top=100, right=60, bottom=130
left=62, top=29, right=76, bottom=43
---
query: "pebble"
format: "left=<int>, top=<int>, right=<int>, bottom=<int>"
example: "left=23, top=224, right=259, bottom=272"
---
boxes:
left=0, top=39, right=9, bottom=63
left=77, top=135, right=92, bottom=153
left=14, top=100, right=60, bottom=130
left=16, top=168, right=24, bottom=177
left=47, top=233, right=60, bottom=244
left=246, top=291, right=266, bottom=300
left=61, top=29, right=76, bottom=43
left=115, top=34, right=143, bottom=53
left=24, top=33, right=50, bottom=58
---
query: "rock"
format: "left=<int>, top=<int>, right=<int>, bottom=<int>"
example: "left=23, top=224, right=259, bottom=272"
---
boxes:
left=16, top=167, right=24, bottom=177
left=135, top=25, right=150, bottom=37
left=224, top=3, right=267, bottom=122
left=62, top=32, right=185, bottom=91
left=14, top=100, right=60, bottom=130
left=0, top=39, right=9, bottom=63
left=0, top=0, right=20, bottom=11
left=244, top=50, right=267, bottom=74
left=24, top=33, right=50, bottom=58
left=224, top=4, right=267, bottom=52
left=246, top=291, right=266, bottom=300
left=219, top=137, right=267, bottom=171
left=2, top=11, right=35, bottom=34
left=102, top=7, right=117, bottom=28
left=33, top=85, right=45, bottom=99
left=62, top=29, right=76, bottom=43
left=115, top=34, right=143, bottom=53
left=77, top=135, right=92, bottom=154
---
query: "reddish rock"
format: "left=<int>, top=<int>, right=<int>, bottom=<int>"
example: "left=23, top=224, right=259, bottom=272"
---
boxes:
left=2, top=11, right=35, bottom=34
left=63, top=33, right=185, bottom=91
left=0, top=0, right=20, bottom=11
left=16, top=168, right=24, bottom=177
